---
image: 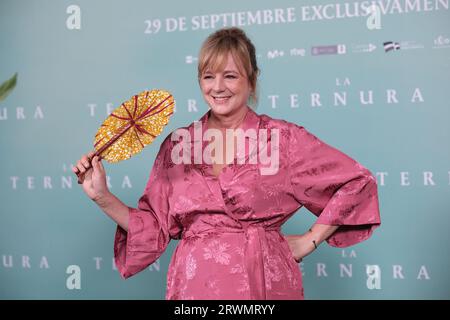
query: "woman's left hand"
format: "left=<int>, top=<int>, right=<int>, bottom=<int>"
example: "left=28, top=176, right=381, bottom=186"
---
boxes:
left=284, top=234, right=317, bottom=263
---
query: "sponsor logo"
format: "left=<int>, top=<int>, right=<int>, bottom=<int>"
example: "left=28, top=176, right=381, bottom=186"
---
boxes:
left=433, top=35, right=450, bottom=49
left=311, top=44, right=346, bottom=56
left=383, top=41, right=400, bottom=52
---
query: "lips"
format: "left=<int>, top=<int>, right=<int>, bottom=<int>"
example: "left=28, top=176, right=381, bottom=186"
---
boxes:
left=212, top=95, right=232, bottom=103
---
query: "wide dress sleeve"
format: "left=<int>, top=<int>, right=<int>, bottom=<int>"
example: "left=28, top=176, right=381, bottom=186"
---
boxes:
left=114, top=137, right=172, bottom=279
left=288, top=123, right=381, bottom=247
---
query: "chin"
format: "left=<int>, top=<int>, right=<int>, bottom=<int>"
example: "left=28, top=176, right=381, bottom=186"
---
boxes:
left=210, top=105, right=232, bottom=114
left=209, top=103, right=233, bottom=115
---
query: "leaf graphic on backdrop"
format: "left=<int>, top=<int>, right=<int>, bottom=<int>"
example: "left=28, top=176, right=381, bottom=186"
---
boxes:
left=0, top=73, right=18, bottom=102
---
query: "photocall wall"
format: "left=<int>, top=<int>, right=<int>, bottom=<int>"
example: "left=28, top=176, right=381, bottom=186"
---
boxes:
left=1, top=0, right=449, bottom=299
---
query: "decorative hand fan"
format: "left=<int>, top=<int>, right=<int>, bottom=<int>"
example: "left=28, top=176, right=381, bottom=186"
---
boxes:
left=75, top=89, right=174, bottom=180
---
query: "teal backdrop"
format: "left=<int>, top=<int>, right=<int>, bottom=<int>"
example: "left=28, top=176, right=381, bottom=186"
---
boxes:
left=1, top=0, right=449, bottom=299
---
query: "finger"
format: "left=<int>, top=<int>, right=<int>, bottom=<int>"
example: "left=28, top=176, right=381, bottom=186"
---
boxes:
left=74, top=168, right=82, bottom=180
left=73, top=162, right=83, bottom=172
left=78, top=160, right=88, bottom=171
left=76, top=161, right=86, bottom=174
left=92, top=156, right=99, bottom=172
left=95, top=156, right=104, bottom=170
left=81, top=158, right=92, bottom=170
left=97, top=157, right=105, bottom=172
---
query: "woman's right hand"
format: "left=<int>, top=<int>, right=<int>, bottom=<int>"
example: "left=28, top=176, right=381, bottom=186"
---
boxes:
left=72, top=151, right=110, bottom=202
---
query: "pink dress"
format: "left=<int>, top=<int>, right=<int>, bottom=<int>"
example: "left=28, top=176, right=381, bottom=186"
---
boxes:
left=114, top=107, right=381, bottom=300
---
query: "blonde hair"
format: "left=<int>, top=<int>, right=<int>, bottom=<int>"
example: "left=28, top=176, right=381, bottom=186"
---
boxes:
left=197, top=27, right=260, bottom=107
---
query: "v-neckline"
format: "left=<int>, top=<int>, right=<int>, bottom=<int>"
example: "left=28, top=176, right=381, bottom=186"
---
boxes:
left=204, top=108, right=249, bottom=179
left=211, top=164, right=227, bottom=179
left=190, top=106, right=261, bottom=180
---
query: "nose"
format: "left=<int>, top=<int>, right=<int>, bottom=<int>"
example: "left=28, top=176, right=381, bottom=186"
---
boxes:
left=212, top=76, right=225, bottom=93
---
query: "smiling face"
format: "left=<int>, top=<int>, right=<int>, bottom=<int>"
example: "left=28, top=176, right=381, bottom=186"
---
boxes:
left=199, top=52, right=252, bottom=117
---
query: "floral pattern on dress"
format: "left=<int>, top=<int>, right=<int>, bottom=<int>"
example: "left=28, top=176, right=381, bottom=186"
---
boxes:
left=203, top=240, right=231, bottom=265
left=185, top=252, right=197, bottom=280
left=173, top=195, right=198, bottom=214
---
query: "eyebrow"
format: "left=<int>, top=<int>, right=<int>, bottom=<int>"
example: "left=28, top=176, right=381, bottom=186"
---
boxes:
left=203, top=70, right=239, bottom=74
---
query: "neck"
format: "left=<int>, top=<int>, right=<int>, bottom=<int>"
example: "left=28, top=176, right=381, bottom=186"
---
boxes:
left=208, top=106, right=249, bottom=130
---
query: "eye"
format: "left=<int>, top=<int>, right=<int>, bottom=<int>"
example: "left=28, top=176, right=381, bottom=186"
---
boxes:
left=225, top=74, right=237, bottom=79
left=203, top=75, right=213, bottom=79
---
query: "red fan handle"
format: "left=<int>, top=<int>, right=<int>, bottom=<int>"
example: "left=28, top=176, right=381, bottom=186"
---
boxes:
left=75, top=122, right=134, bottom=183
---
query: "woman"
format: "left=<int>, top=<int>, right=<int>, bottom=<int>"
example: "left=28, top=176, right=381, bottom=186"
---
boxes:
left=73, top=27, right=380, bottom=299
